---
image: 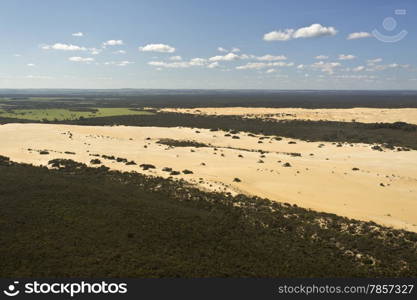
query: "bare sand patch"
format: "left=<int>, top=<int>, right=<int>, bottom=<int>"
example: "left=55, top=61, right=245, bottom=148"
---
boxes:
left=1, top=123, right=417, bottom=232
left=160, top=107, right=417, bottom=125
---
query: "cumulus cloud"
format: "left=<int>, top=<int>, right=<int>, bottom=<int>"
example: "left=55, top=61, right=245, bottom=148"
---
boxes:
left=335, top=74, right=376, bottom=79
left=208, top=53, right=244, bottom=62
left=256, top=54, right=287, bottom=61
left=338, top=54, right=356, bottom=60
left=263, top=29, right=294, bottom=41
left=189, top=58, right=207, bottom=66
left=236, top=61, right=294, bottom=70
left=207, top=62, right=219, bottom=69
left=27, top=63, right=35, bottom=67
left=311, top=61, right=341, bottom=74
left=353, top=66, right=365, bottom=72
left=217, top=47, right=240, bottom=53
left=42, top=43, right=87, bottom=51
left=347, top=32, right=372, bottom=40
left=72, top=32, right=84, bottom=37
left=148, top=61, right=189, bottom=68
left=68, top=56, right=94, bottom=62
left=104, top=60, right=134, bottom=66
left=367, top=58, right=382, bottom=65
left=149, top=57, right=218, bottom=69
left=266, top=68, right=276, bottom=73
left=371, top=63, right=410, bottom=71
left=103, top=40, right=124, bottom=46
left=264, top=24, right=337, bottom=41
left=89, top=48, right=102, bottom=55
left=113, top=50, right=126, bottom=54
left=315, top=55, right=329, bottom=60
left=139, top=43, right=175, bottom=53
left=169, top=55, right=182, bottom=61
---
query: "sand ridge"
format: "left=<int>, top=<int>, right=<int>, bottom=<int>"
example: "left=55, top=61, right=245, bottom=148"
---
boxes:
left=159, top=107, right=417, bottom=125
left=1, top=123, right=417, bottom=232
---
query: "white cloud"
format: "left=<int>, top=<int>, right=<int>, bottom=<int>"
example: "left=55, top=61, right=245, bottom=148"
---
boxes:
left=113, top=50, right=127, bottom=54
left=347, top=32, right=372, bottom=40
left=42, top=43, right=87, bottom=51
left=371, top=63, right=410, bottom=71
left=338, top=54, right=356, bottom=60
left=335, top=74, right=376, bottom=79
left=68, top=56, right=94, bottom=62
left=217, top=47, right=240, bottom=53
left=263, top=29, right=294, bottom=41
left=296, top=64, right=305, bottom=69
left=104, top=60, right=134, bottom=66
left=315, top=55, right=329, bottom=60
left=148, top=61, right=189, bottom=68
left=169, top=55, right=182, bottom=61
left=139, top=43, right=175, bottom=53
left=209, top=53, right=242, bottom=62
left=14, top=54, right=21, bottom=57
left=72, top=32, right=84, bottom=37
left=189, top=58, right=207, bottom=66
left=367, top=58, right=382, bottom=65
left=353, top=66, right=365, bottom=72
left=207, top=62, right=219, bottom=69
left=266, top=68, right=276, bottom=73
left=148, top=57, right=220, bottom=69
left=103, top=40, right=124, bottom=46
left=256, top=54, right=287, bottom=61
left=311, top=61, right=341, bottom=74
left=293, top=24, right=337, bottom=39
left=89, top=48, right=102, bottom=55
left=264, top=24, right=337, bottom=41
left=236, top=61, right=294, bottom=70
left=27, top=63, right=35, bottom=67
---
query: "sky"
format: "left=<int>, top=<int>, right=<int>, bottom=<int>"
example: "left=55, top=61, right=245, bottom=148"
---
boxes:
left=0, top=0, right=416, bottom=89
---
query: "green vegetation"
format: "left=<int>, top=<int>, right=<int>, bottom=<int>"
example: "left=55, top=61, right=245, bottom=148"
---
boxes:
left=62, top=113, right=417, bottom=150
left=0, top=156, right=416, bottom=277
left=0, top=107, right=153, bottom=121
left=156, top=138, right=210, bottom=148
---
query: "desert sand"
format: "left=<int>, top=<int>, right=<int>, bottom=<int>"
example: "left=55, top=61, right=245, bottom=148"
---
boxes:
left=160, top=107, right=417, bottom=125
left=1, top=123, right=417, bottom=232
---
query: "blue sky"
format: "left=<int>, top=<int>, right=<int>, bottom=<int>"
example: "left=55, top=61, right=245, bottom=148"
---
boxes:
left=0, top=0, right=416, bottom=89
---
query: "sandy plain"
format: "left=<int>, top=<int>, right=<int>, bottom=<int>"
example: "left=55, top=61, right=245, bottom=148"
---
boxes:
left=1, top=123, right=416, bottom=232
left=160, top=107, right=417, bottom=125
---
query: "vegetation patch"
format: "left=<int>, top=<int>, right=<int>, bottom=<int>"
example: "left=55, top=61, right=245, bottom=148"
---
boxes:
left=0, top=158, right=416, bottom=277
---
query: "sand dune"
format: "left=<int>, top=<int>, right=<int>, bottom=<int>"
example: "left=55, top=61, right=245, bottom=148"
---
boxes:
left=1, top=123, right=417, bottom=232
left=160, top=107, right=417, bottom=125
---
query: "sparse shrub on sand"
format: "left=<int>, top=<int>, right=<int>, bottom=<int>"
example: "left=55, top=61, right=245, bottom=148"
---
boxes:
left=140, top=164, right=156, bottom=170
left=90, top=159, right=102, bottom=165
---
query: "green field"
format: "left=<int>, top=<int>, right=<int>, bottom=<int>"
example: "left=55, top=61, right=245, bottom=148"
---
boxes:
left=0, top=107, right=154, bottom=121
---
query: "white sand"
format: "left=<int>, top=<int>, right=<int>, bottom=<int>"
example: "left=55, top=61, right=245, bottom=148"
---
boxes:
left=160, top=107, right=417, bottom=125
left=1, top=123, right=417, bottom=232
